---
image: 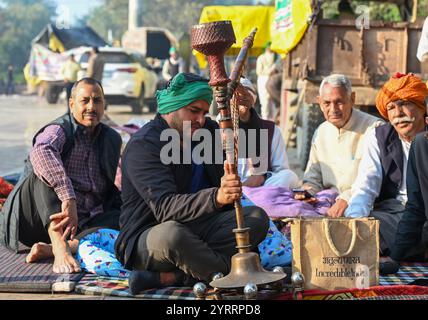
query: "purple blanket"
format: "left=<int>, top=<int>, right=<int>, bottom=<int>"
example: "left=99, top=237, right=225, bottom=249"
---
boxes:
left=242, top=186, right=338, bottom=219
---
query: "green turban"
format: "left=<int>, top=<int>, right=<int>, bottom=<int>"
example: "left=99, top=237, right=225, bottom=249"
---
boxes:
left=156, top=73, right=213, bottom=115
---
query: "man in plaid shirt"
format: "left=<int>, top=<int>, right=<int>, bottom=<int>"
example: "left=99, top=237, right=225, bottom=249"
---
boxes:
left=0, top=78, right=122, bottom=274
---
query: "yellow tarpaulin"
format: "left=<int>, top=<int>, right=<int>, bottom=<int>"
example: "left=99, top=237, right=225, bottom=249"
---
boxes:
left=270, top=0, right=312, bottom=55
left=195, top=6, right=276, bottom=69
left=194, top=3, right=312, bottom=68
left=49, top=32, right=66, bottom=53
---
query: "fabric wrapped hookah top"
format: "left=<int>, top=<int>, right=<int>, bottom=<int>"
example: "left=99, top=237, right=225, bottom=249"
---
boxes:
left=156, top=73, right=213, bottom=115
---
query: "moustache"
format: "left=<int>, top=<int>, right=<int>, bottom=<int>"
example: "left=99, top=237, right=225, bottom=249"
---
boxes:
left=392, top=116, right=415, bottom=125
left=83, top=111, right=97, bottom=116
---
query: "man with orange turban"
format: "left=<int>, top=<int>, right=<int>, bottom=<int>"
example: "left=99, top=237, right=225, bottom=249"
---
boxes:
left=345, top=73, right=428, bottom=262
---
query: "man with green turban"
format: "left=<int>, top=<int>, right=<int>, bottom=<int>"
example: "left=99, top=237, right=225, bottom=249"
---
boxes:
left=115, top=73, right=269, bottom=293
left=162, top=46, right=185, bottom=81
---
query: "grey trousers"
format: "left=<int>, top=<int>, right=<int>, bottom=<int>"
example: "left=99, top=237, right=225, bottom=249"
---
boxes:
left=129, top=206, right=269, bottom=282
left=370, top=199, right=428, bottom=255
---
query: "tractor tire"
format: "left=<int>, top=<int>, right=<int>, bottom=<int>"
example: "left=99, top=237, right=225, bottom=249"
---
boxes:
left=296, top=103, right=324, bottom=170
left=130, top=86, right=145, bottom=114
left=46, top=84, right=60, bottom=104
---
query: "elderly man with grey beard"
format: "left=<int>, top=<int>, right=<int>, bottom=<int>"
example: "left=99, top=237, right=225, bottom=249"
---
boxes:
left=345, top=73, right=428, bottom=258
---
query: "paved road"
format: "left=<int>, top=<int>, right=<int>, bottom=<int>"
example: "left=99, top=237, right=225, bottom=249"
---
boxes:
left=0, top=94, right=304, bottom=177
left=0, top=95, right=154, bottom=176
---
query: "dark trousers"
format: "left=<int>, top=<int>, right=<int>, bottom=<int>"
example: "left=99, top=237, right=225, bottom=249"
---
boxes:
left=371, top=199, right=428, bottom=256
left=129, top=206, right=269, bottom=282
left=6, top=82, right=14, bottom=95
left=18, top=172, right=120, bottom=247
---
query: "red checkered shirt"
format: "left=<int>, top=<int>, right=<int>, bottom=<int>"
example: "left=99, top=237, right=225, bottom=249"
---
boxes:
left=30, top=124, right=107, bottom=225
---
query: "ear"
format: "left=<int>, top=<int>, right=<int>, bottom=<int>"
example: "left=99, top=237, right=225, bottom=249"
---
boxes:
left=317, top=95, right=323, bottom=109
left=350, top=92, right=356, bottom=105
left=69, top=97, right=75, bottom=114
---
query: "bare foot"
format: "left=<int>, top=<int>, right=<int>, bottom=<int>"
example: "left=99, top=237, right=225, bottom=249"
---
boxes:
left=26, top=242, right=54, bottom=263
left=52, top=249, right=81, bottom=274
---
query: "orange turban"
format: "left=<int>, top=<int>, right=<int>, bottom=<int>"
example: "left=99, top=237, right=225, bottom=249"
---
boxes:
left=375, top=73, right=428, bottom=119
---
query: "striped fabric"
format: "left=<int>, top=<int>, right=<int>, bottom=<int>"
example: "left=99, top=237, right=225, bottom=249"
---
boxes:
left=380, top=262, right=428, bottom=286
left=0, top=244, right=83, bottom=292
left=75, top=274, right=196, bottom=300
left=355, top=294, right=428, bottom=300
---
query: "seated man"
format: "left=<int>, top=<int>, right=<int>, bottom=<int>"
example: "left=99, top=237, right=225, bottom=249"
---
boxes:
left=417, top=16, right=428, bottom=63
left=301, top=74, right=383, bottom=216
left=0, top=78, right=122, bottom=273
left=346, top=73, right=428, bottom=255
left=391, top=129, right=428, bottom=261
left=220, top=77, right=299, bottom=189
left=115, top=73, right=269, bottom=293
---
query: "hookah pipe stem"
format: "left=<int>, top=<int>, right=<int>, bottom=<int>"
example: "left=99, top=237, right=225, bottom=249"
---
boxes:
left=228, top=28, right=258, bottom=234
left=228, top=28, right=258, bottom=100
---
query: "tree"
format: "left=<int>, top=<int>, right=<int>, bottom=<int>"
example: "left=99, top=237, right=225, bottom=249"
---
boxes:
left=85, top=0, right=259, bottom=42
left=0, top=0, right=55, bottom=82
left=418, top=0, right=428, bottom=17
left=84, top=0, right=128, bottom=43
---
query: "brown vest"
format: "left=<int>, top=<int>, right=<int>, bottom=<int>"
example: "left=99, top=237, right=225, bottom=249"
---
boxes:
left=239, top=109, right=275, bottom=172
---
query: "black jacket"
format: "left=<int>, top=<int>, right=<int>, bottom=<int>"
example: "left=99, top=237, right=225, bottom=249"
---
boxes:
left=391, top=132, right=428, bottom=261
left=115, top=113, right=229, bottom=268
left=375, top=123, right=404, bottom=202
left=0, top=112, right=122, bottom=252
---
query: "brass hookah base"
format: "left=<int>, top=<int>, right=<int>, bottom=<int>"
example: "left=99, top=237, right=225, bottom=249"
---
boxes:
left=193, top=203, right=287, bottom=300
left=209, top=226, right=285, bottom=290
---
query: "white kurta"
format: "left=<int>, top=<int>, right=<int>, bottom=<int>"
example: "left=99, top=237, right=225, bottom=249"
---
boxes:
left=303, top=108, right=383, bottom=201
left=256, top=52, right=276, bottom=120
left=417, top=17, right=428, bottom=62
left=345, top=127, right=411, bottom=218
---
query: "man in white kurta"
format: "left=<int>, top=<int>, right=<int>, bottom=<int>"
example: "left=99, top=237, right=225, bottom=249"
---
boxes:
left=417, top=17, right=428, bottom=63
left=302, top=74, right=383, bottom=217
left=256, top=43, right=277, bottom=121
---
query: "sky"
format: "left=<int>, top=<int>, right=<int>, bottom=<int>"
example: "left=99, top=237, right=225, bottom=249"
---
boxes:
left=53, top=0, right=102, bottom=24
left=52, top=0, right=273, bottom=24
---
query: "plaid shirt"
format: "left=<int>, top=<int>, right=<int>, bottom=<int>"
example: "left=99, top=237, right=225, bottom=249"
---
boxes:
left=30, top=124, right=107, bottom=225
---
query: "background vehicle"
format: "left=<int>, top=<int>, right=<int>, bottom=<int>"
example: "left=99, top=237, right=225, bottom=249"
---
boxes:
left=78, top=47, right=158, bottom=114
left=26, top=24, right=107, bottom=105
left=26, top=24, right=158, bottom=114
left=122, top=26, right=179, bottom=91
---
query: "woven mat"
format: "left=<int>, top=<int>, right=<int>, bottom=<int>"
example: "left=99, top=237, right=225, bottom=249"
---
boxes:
left=275, top=285, right=428, bottom=300
left=380, top=262, right=428, bottom=286
left=75, top=274, right=196, bottom=300
left=0, top=244, right=84, bottom=293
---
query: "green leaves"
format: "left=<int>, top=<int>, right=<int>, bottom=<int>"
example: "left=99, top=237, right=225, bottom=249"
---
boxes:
left=0, top=0, right=54, bottom=82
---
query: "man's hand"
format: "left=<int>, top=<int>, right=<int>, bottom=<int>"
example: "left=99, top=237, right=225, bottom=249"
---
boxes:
left=216, top=163, right=242, bottom=207
left=242, top=175, right=265, bottom=188
left=293, top=185, right=315, bottom=201
left=233, top=84, right=254, bottom=109
left=327, top=199, right=348, bottom=218
left=50, top=199, right=78, bottom=240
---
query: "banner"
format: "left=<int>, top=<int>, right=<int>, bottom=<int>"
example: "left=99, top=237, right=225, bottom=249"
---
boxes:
left=194, top=5, right=276, bottom=69
left=270, top=0, right=312, bottom=55
left=28, top=44, right=68, bottom=81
